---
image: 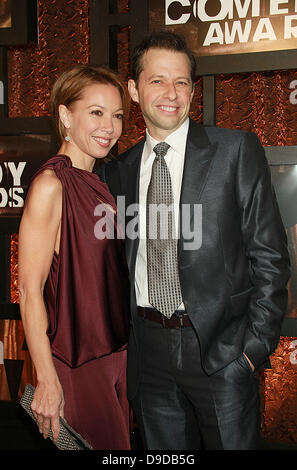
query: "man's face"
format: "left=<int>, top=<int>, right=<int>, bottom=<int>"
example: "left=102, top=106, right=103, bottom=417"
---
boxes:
left=128, top=48, right=194, bottom=141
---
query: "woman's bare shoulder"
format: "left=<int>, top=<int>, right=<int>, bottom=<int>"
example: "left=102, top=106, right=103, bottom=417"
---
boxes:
left=31, top=169, right=62, bottom=192
left=25, top=169, right=62, bottom=216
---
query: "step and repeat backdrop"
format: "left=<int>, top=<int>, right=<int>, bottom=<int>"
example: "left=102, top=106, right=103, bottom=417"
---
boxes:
left=0, top=0, right=297, bottom=446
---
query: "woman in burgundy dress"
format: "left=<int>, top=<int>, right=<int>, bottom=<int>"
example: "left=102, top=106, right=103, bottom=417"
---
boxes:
left=17, top=65, right=131, bottom=449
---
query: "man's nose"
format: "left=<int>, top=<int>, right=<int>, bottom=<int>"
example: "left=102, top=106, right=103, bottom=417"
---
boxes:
left=164, top=82, right=177, bottom=100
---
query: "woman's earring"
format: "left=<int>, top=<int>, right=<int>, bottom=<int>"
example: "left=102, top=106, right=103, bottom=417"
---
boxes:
left=65, top=135, right=70, bottom=142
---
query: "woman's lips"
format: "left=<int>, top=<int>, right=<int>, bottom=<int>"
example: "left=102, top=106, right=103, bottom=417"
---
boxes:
left=93, top=136, right=111, bottom=147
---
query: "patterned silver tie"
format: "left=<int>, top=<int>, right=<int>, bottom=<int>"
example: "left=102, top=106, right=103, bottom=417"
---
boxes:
left=146, top=142, right=182, bottom=318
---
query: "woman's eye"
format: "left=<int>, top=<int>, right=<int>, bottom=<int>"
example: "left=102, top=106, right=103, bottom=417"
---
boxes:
left=114, top=114, right=124, bottom=120
left=91, top=110, right=102, bottom=116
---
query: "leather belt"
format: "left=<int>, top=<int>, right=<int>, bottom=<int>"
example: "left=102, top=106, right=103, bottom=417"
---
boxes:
left=137, top=306, right=191, bottom=329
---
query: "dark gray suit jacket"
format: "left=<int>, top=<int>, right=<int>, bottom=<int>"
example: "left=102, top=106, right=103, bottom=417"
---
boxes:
left=102, top=119, right=290, bottom=400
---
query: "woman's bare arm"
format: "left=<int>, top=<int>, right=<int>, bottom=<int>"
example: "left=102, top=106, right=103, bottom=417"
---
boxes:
left=18, top=170, right=64, bottom=441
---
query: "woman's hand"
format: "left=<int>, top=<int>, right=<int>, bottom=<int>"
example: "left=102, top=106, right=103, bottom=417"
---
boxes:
left=31, top=380, right=65, bottom=442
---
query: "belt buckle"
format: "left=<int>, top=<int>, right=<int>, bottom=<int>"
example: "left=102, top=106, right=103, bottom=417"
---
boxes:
left=161, top=312, right=185, bottom=328
left=175, top=311, right=185, bottom=329
left=178, top=314, right=184, bottom=328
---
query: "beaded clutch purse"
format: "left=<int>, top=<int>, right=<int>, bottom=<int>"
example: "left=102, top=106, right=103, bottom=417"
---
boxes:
left=20, top=384, right=93, bottom=450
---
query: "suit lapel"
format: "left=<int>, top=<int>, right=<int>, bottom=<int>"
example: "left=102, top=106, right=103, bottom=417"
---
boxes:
left=178, top=120, right=218, bottom=254
left=120, top=139, right=144, bottom=274
left=180, top=119, right=217, bottom=205
left=120, top=138, right=144, bottom=204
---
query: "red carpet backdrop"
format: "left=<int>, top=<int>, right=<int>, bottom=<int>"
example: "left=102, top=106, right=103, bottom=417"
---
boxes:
left=0, top=0, right=297, bottom=447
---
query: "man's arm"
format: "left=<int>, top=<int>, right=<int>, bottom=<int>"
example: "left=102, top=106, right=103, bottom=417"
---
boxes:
left=236, top=131, right=290, bottom=369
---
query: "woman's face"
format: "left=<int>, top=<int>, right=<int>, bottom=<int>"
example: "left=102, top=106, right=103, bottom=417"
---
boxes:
left=61, top=82, right=124, bottom=160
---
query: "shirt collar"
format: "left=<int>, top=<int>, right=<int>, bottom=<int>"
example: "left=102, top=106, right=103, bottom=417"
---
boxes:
left=144, top=118, right=189, bottom=161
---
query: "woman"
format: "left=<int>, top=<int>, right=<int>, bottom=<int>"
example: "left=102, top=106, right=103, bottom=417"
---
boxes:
left=18, top=65, right=131, bottom=450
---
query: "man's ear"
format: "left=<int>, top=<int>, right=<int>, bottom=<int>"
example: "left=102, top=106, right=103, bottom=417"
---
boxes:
left=128, top=79, right=139, bottom=103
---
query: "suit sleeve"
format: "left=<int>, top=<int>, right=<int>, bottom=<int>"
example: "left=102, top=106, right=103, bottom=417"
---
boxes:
left=236, top=131, right=290, bottom=369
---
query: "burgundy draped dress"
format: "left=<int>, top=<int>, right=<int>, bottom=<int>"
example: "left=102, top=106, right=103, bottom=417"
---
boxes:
left=31, top=155, right=130, bottom=450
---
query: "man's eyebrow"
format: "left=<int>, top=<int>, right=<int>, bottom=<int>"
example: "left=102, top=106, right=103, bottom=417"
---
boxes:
left=146, top=74, right=191, bottom=82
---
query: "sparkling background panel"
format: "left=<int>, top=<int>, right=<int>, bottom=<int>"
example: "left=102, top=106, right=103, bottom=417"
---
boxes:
left=216, top=70, right=297, bottom=146
left=7, top=0, right=90, bottom=118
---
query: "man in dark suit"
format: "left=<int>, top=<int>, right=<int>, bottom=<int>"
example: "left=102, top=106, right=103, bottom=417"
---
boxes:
left=102, top=31, right=290, bottom=450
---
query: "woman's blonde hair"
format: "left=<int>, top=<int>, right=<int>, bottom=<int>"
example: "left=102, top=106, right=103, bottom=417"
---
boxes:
left=50, top=64, right=130, bottom=142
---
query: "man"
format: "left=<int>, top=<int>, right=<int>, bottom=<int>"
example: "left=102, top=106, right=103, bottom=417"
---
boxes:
left=102, top=31, right=290, bottom=450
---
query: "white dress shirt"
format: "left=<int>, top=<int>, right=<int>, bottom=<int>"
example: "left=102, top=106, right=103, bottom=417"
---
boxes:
left=135, top=118, right=189, bottom=310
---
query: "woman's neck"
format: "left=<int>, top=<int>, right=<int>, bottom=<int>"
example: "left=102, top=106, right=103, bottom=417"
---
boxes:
left=58, top=142, right=95, bottom=173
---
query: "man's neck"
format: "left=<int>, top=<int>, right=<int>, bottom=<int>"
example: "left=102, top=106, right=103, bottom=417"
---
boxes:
left=146, top=118, right=189, bottom=142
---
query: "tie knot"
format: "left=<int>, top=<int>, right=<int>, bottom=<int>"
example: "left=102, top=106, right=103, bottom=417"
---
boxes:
left=153, top=142, right=170, bottom=160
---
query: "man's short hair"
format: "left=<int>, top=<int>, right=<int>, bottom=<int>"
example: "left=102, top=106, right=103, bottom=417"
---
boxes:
left=131, top=30, right=197, bottom=85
